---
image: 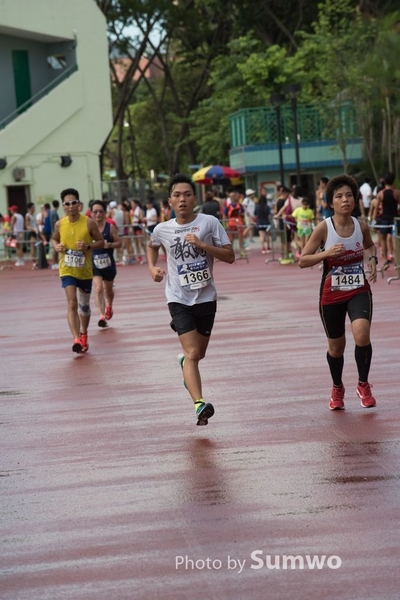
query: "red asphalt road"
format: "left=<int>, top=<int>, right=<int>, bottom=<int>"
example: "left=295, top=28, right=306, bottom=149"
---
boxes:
left=1, top=250, right=400, bottom=600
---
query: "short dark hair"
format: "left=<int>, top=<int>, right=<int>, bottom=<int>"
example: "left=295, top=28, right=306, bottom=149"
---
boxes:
left=92, top=199, right=107, bottom=212
left=61, top=188, right=80, bottom=201
left=325, top=174, right=358, bottom=207
left=52, top=200, right=60, bottom=209
left=384, top=172, right=395, bottom=185
left=292, top=185, right=303, bottom=198
left=27, top=202, right=34, bottom=209
left=168, top=173, right=195, bottom=196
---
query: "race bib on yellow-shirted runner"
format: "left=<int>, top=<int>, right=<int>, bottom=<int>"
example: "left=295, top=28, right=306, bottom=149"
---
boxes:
left=331, top=264, right=364, bottom=291
left=64, top=249, right=85, bottom=268
left=178, top=259, right=211, bottom=290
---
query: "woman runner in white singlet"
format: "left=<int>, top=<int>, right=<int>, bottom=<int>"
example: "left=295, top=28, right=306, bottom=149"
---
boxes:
left=299, top=174, right=378, bottom=411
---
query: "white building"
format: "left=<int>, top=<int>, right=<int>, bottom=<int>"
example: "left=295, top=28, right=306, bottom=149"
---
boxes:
left=0, top=0, right=112, bottom=215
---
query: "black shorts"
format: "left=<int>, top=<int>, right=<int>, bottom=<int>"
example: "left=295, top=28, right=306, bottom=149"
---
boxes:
left=92, top=266, right=116, bottom=281
left=376, top=217, right=394, bottom=236
left=168, top=301, right=217, bottom=337
left=319, top=292, right=373, bottom=339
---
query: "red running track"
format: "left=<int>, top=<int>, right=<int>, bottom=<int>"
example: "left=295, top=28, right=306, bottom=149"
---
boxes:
left=1, top=251, right=400, bottom=599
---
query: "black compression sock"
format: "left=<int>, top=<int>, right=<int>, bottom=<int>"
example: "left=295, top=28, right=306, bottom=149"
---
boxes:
left=326, top=352, right=344, bottom=387
left=355, top=343, right=372, bottom=383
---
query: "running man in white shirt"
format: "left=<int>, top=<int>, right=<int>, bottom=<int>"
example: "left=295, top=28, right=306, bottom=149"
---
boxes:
left=147, top=174, right=235, bottom=425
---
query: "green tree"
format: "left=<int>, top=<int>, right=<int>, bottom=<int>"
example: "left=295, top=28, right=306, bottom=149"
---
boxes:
left=97, top=0, right=400, bottom=181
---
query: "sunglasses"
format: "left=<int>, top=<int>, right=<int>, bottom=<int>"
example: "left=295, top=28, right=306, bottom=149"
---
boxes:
left=63, top=200, right=80, bottom=207
left=92, top=209, right=104, bottom=214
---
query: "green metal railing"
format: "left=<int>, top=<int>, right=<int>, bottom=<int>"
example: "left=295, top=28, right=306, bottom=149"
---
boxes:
left=0, top=63, right=78, bottom=130
left=229, top=103, right=359, bottom=148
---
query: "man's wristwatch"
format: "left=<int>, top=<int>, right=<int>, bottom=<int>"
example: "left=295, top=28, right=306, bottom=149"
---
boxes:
left=87, top=244, right=91, bottom=250
left=368, top=255, right=378, bottom=264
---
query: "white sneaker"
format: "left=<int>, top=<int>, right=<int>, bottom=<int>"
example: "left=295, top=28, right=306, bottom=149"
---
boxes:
left=15, top=259, right=25, bottom=266
left=51, top=263, right=59, bottom=270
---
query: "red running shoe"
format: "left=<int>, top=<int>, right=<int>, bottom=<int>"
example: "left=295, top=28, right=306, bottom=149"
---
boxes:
left=329, top=385, right=345, bottom=410
left=105, top=306, right=113, bottom=320
left=80, top=333, right=89, bottom=353
left=356, top=382, right=376, bottom=408
left=72, top=338, right=83, bottom=353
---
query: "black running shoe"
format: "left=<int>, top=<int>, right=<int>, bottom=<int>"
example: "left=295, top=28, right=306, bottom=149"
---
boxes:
left=72, top=338, right=83, bottom=353
left=196, top=402, right=215, bottom=426
left=98, top=317, right=108, bottom=328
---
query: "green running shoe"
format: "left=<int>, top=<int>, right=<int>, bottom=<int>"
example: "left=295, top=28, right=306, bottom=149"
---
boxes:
left=196, top=402, right=215, bottom=426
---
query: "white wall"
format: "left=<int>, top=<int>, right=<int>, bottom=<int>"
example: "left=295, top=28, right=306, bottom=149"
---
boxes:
left=0, top=0, right=112, bottom=213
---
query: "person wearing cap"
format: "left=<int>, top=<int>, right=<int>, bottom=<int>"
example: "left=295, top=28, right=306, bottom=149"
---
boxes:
left=52, top=188, right=105, bottom=354
left=9, top=205, right=25, bottom=266
left=242, top=189, right=257, bottom=246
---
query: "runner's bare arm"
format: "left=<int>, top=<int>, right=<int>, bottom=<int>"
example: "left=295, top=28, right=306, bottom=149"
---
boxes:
left=52, top=221, right=63, bottom=251
left=105, top=224, right=122, bottom=250
left=147, top=241, right=165, bottom=282
left=86, top=218, right=105, bottom=250
left=299, top=221, right=345, bottom=268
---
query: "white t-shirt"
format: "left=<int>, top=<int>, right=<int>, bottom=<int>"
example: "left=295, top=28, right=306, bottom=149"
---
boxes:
left=242, top=197, right=255, bottom=217
left=12, top=213, right=25, bottom=234
left=151, top=213, right=231, bottom=306
left=359, top=182, right=372, bottom=208
left=113, top=208, right=125, bottom=235
left=146, top=207, right=158, bottom=228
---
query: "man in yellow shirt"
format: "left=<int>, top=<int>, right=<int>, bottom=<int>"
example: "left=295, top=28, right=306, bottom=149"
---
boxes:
left=52, top=188, right=105, bottom=353
left=292, top=198, right=315, bottom=252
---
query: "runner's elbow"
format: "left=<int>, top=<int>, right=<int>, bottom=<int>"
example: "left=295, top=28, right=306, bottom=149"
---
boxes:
left=298, top=256, right=308, bottom=268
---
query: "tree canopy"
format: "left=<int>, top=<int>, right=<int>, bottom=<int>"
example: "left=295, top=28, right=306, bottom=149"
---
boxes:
left=96, top=0, right=400, bottom=182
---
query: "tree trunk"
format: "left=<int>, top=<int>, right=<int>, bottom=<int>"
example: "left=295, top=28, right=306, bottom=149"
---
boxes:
left=385, top=95, right=392, bottom=172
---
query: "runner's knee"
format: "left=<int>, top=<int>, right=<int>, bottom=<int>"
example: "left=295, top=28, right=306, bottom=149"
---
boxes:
left=77, top=290, right=91, bottom=316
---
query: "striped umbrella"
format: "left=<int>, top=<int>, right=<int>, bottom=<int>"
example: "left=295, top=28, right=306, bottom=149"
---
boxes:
left=192, top=165, right=242, bottom=185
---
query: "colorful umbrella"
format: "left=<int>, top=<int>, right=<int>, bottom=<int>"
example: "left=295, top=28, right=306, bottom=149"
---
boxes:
left=192, top=165, right=242, bottom=184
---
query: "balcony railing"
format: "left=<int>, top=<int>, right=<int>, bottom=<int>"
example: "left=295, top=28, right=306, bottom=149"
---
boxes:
left=0, top=63, right=78, bottom=130
left=229, top=103, right=359, bottom=148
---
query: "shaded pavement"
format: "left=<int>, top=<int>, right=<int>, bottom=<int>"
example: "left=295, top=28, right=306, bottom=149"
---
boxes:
left=1, top=249, right=400, bottom=599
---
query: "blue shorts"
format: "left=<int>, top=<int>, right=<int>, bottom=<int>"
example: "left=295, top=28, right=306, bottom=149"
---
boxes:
left=61, top=276, right=92, bottom=294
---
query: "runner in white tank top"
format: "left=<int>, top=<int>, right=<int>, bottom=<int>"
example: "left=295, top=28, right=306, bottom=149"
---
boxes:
left=299, top=174, right=378, bottom=411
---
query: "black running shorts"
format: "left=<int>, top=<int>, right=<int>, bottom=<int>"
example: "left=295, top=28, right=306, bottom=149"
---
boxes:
left=319, top=291, right=373, bottom=339
left=92, top=266, right=116, bottom=281
left=168, top=301, right=217, bottom=337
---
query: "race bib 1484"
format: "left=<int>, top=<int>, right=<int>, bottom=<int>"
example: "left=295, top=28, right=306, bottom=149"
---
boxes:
left=331, top=264, right=364, bottom=291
